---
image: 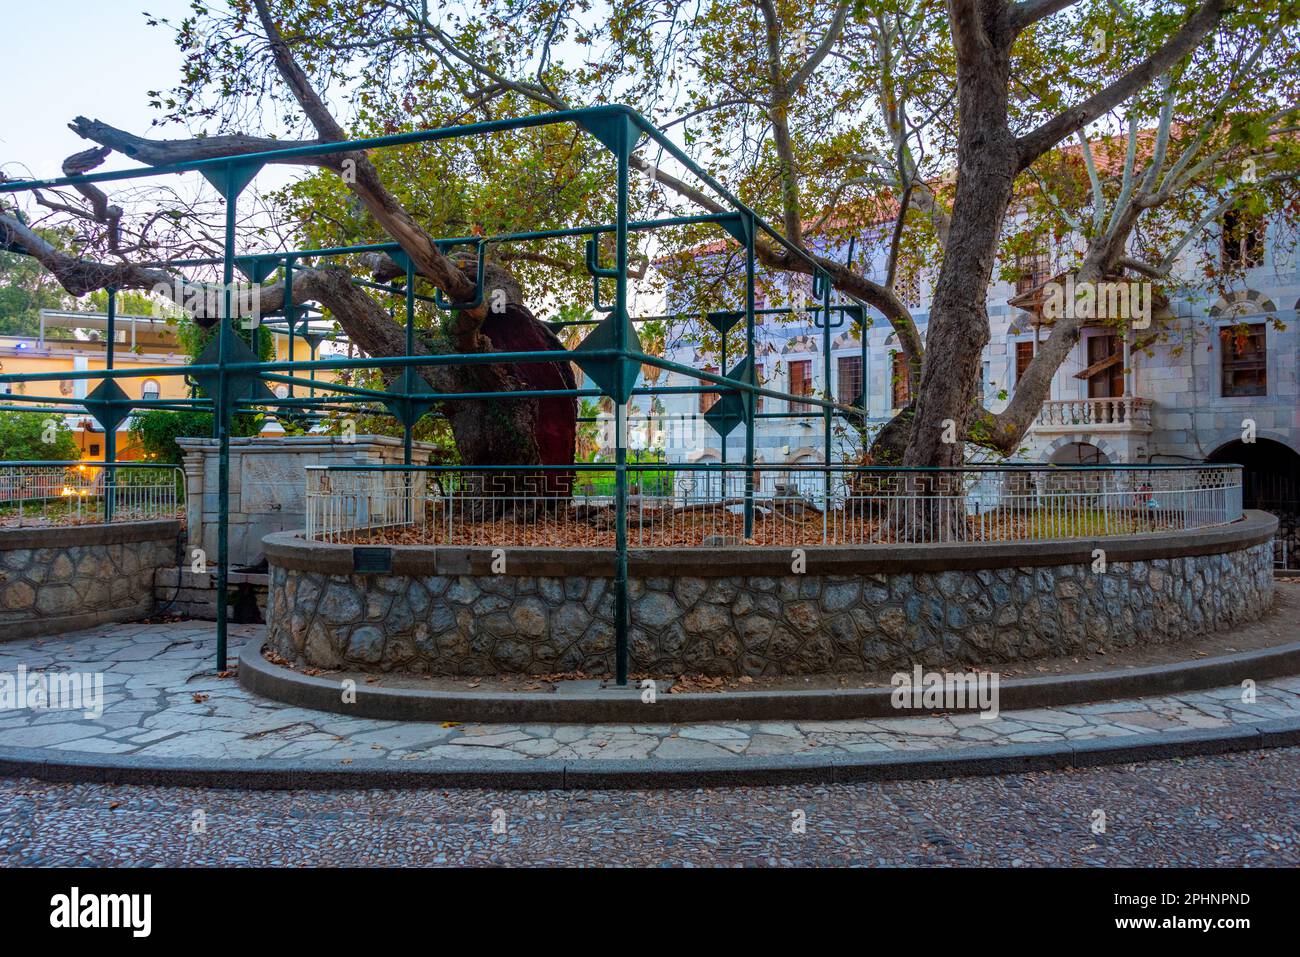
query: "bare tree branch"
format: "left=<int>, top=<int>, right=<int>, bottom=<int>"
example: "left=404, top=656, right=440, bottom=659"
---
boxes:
left=0, top=209, right=174, bottom=297
left=785, top=0, right=852, bottom=95
left=755, top=0, right=806, bottom=245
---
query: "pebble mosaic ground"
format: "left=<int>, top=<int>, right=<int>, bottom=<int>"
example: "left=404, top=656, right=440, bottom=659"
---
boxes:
left=1, top=620, right=1299, bottom=763
left=1, top=748, right=1296, bottom=866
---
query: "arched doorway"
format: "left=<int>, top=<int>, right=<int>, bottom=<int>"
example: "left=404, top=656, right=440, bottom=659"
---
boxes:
left=1208, top=438, right=1300, bottom=568
left=1048, top=441, right=1110, bottom=466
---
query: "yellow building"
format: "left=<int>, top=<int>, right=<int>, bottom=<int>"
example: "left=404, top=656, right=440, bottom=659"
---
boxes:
left=1, top=310, right=345, bottom=458
left=0, top=311, right=189, bottom=460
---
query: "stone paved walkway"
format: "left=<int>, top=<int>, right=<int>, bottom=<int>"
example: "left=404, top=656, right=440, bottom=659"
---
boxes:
left=1, top=621, right=1299, bottom=764
left=4, top=748, right=1298, bottom=865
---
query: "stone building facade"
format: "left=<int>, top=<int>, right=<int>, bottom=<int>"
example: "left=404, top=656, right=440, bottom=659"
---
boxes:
left=647, top=211, right=1299, bottom=563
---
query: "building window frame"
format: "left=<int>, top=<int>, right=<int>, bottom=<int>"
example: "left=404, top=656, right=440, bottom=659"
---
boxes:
left=895, top=261, right=922, bottom=309
left=1219, top=321, right=1268, bottom=398
left=837, top=354, right=864, bottom=407
left=787, top=359, right=814, bottom=414
left=889, top=350, right=911, bottom=409
left=1014, top=339, right=1036, bottom=387
left=1014, top=250, right=1051, bottom=297
left=1220, top=208, right=1266, bottom=271
left=698, top=365, right=719, bottom=413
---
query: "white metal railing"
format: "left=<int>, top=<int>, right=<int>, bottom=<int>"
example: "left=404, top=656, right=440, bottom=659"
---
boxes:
left=305, top=466, right=425, bottom=542
left=305, top=464, right=1243, bottom=547
left=1035, top=397, right=1153, bottom=429
left=0, top=462, right=185, bottom=527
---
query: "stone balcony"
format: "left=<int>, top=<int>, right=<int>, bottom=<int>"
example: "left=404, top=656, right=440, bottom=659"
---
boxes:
left=1033, top=396, right=1154, bottom=435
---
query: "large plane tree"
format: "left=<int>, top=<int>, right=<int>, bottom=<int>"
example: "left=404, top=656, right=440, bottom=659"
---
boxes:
left=1, top=0, right=1296, bottom=498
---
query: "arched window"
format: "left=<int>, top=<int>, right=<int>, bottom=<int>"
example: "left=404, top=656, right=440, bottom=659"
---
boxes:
left=141, top=379, right=160, bottom=401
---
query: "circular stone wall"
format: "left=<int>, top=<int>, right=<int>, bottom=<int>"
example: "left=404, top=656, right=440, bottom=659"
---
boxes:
left=262, top=512, right=1277, bottom=677
left=0, top=520, right=181, bottom=639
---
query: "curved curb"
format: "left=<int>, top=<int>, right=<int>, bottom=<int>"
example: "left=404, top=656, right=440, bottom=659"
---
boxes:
left=1, top=718, right=1298, bottom=790
left=238, top=635, right=1300, bottom=724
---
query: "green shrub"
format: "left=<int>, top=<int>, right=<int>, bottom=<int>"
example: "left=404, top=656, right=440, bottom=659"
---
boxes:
left=0, top=410, right=79, bottom=461
left=130, top=409, right=263, bottom=464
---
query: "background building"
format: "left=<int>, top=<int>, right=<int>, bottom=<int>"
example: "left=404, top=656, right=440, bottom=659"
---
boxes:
left=0, top=308, right=345, bottom=456
left=652, top=211, right=1299, bottom=566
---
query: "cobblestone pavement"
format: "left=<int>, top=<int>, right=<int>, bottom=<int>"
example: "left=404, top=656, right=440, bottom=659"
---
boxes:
left=0, top=748, right=1296, bottom=865
left=1, top=621, right=1299, bottom=763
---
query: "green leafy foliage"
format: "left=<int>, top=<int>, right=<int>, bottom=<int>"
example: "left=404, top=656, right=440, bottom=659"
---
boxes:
left=0, top=410, right=78, bottom=461
left=128, top=409, right=263, bottom=465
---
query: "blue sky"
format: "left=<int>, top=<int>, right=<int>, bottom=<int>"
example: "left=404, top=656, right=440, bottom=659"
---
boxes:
left=1, top=1, right=189, bottom=178
left=0, top=1, right=666, bottom=317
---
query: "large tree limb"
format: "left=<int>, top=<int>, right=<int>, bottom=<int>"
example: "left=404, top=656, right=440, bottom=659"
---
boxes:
left=250, top=0, right=482, bottom=318
left=1008, top=0, right=1080, bottom=34
left=1014, top=0, right=1227, bottom=171
left=0, top=203, right=545, bottom=461
left=0, top=210, right=174, bottom=297
left=68, top=119, right=327, bottom=168
left=755, top=0, right=806, bottom=245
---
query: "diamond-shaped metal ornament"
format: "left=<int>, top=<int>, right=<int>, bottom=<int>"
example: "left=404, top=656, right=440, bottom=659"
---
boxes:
left=191, top=326, right=278, bottom=414
left=381, top=368, right=439, bottom=428
left=703, top=356, right=756, bottom=438
left=570, top=311, right=642, bottom=404
left=704, top=310, right=745, bottom=334
left=200, top=159, right=263, bottom=200
left=235, top=255, right=281, bottom=284
left=83, top=378, right=133, bottom=435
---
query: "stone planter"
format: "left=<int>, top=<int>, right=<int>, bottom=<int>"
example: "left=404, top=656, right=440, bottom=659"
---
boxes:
left=261, top=512, right=1277, bottom=677
left=177, top=434, right=440, bottom=569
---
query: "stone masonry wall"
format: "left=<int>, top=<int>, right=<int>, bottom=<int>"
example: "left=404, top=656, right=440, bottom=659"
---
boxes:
left=153, top=568, right=268, bottom=622
left=0, top=521, right=179, bottom=639
left=266, top=539, right=1275, bottom=676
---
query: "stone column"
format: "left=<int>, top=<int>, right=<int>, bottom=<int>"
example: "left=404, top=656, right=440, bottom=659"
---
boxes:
left=182, top=450, right=205, bottom=559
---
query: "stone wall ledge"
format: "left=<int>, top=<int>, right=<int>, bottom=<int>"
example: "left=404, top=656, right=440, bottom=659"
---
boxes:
left=1, top=520, right=180, bottom=639
left=0, top=519, right=181, bottom=550
left=263, top=511, right=1277, bottom=579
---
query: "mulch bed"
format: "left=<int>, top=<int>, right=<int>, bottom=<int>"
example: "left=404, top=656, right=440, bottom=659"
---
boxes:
left=325, top=500, right=1176, bottom=548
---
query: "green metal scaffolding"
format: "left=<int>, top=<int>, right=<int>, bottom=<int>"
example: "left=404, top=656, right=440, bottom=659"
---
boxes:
left=0, top=104, right=874, bottom=684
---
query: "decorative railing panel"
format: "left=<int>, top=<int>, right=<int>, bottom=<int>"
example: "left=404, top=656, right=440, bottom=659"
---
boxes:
left=0, top=462, right=185, bottom=527
left=305, top=464, right=1243, bottom=547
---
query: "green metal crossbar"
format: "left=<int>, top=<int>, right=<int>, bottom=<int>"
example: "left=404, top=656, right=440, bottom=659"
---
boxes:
left=0, top=104, right=875, bottom=683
